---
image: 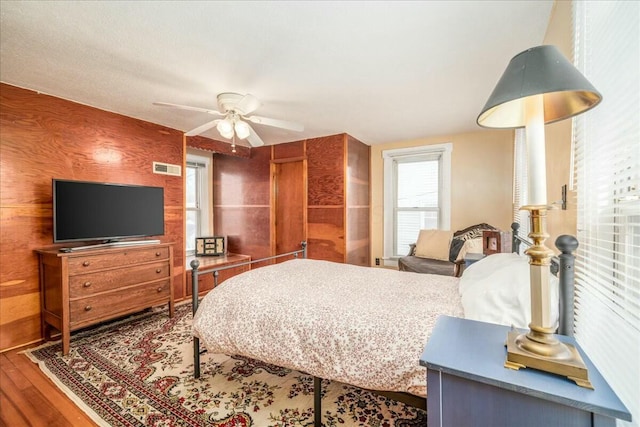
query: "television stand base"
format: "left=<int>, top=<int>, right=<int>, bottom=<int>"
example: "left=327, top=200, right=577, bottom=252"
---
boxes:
left=60, top=240, right=161, bottom=252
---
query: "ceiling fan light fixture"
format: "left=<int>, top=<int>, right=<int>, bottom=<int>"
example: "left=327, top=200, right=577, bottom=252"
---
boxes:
left=234, top=120, right=251, bottom=140
left=155, top=92, right=302, bottom=147
left=219, top=129, right=234, bottom=139
left=216, top=118, right=234, bottom=139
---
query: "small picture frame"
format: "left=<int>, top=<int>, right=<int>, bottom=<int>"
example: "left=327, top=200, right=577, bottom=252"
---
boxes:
left=482, top=230, right=512, bottom=255
left=195, top=236, right=225, bottom=256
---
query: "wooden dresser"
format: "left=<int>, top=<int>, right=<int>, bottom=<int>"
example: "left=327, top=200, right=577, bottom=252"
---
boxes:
left=36, top=243, right=174, bottom=355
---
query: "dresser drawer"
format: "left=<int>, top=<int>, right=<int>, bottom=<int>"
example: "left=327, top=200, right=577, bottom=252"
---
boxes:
left=69, top=279, right=171, bottom=327
left=69, top=261, right=169, bottom=297
left=67, top=246, right=170, bottom=273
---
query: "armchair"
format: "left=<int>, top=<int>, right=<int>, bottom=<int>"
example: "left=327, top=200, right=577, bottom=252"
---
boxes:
left=398, top=223, right=498, bottom=277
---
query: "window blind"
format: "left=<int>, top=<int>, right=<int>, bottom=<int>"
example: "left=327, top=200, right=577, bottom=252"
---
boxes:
left=185, top=164, right=201, bottom=253
left=573, top=1, right=639, bottom=426
left=395, top=156, right=440, bottom=255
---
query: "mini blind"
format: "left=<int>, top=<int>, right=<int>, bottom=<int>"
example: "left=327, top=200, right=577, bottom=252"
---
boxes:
left=185, top=163, right=201, bottom=253
left=394, top=155, right=441, bottom=256
left=186, top=158, right=211, bottom=254
left=573, top=1, right=639, bottom=426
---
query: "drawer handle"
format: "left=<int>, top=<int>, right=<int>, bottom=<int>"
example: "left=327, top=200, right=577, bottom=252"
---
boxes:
left=157, top=287, right=163, bottom=292
left=83, top=282, right=92, bottom=288
left=156, top=252, right=161, bottom=257
left=156, top=268, right=162, bottom=273
left=82, top=261, right=90, bottom=267
left=84, top=305, right=92, bottom=311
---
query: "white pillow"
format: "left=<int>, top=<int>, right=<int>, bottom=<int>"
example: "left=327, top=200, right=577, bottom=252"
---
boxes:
left=459, top=253, right=559, bottom=329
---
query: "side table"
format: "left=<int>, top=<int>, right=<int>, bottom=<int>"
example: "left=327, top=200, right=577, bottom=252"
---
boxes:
left=420, top=316, right=631, bottom=427
left=186, top=253, right=250, bottom=296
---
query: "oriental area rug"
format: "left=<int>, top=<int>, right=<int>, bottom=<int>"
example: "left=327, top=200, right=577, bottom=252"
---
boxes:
left=24, top=303, right=426, bottom=427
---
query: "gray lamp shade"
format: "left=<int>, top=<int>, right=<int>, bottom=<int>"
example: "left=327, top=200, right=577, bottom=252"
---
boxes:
left=477, top=45, right=602, bottom=129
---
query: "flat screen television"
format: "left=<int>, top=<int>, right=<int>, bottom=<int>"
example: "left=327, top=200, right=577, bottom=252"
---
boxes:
left=53, top=179, right=165, bottom=244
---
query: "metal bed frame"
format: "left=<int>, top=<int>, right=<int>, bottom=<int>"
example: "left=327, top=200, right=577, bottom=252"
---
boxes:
left=190, top=227, right=578, bottom=426
left=510, top=222, right=578, bottom=336
left=190, top=242, right=307, bottom=379
left=190, top=242, right=333, bottom=426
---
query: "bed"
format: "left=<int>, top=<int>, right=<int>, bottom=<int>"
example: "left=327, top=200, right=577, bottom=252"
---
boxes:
left=190, top=230, right=578, bottom=426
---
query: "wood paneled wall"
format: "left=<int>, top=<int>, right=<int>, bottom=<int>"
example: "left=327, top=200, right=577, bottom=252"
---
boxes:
left=273, top=140, right=305, bottom=160
left=213, top=146, right=272, bottom=263
left=306, top=135, right=346, bottom=262
left=0, top=83, right=185, bottom=352
left=213, top=133, right=370, bottom=266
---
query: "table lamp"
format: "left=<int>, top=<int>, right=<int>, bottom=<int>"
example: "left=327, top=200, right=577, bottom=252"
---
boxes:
left=477, top=45, right=601, bottom=388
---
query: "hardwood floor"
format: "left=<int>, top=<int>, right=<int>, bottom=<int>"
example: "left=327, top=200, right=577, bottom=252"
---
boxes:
left=0, top=346, right=97, bottom=427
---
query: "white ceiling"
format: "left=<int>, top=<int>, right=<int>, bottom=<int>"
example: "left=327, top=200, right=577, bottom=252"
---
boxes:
left=0, top=1, right=554, bottom=146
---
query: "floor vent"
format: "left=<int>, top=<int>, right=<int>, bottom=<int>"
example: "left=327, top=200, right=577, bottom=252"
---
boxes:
left=153, top=162, right=181, bottom=177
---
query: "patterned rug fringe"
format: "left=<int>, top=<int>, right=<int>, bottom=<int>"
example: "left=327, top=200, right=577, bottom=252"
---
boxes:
left=24, top=350, right=112, bottom=427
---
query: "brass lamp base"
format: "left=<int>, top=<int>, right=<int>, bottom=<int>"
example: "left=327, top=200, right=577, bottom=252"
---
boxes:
left=505, top=327, right=593, bottom=389
left=505, top=205, right=593, bottom=389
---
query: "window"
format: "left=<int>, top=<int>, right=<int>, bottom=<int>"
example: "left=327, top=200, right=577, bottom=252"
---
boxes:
left=186, top=152, right=212, bottom=255
left=573, top=1, right=639, bottom=426
left=513, top=128, right=531, bottom=248
left=383, top=143, right=452, bottom=265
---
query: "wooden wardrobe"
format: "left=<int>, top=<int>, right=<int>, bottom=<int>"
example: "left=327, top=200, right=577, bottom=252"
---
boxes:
left=213, top=133, right=370, bottom=266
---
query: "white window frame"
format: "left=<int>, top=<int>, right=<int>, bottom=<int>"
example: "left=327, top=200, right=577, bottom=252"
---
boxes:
left=186, top=152, right=212, bottom=255
left=382, top=143, right=452, bottom=267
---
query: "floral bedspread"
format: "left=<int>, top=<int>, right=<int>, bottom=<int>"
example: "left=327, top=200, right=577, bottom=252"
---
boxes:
left=192, top=258, right=463, bottom=397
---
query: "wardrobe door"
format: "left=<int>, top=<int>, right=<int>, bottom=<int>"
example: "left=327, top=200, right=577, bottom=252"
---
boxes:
left=274, top=160, right=306, bottom=258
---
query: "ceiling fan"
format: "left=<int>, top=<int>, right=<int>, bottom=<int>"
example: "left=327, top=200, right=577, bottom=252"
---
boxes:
left=154, top=93, right=304, bottom=148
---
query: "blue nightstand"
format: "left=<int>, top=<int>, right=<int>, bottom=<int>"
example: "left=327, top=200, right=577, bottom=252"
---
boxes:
left=420, top=316, right=631, bottom=427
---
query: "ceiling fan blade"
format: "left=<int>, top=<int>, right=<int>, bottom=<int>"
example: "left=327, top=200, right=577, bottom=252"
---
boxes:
left=184, top=119, right=220, bottom=137
left=246, top=124, right=265, bottom=147
left=244, top=115, right=304, bottom=132
left=153, top=102, right=224, bottom=116
left=235, top=94, right=261, bottom=115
